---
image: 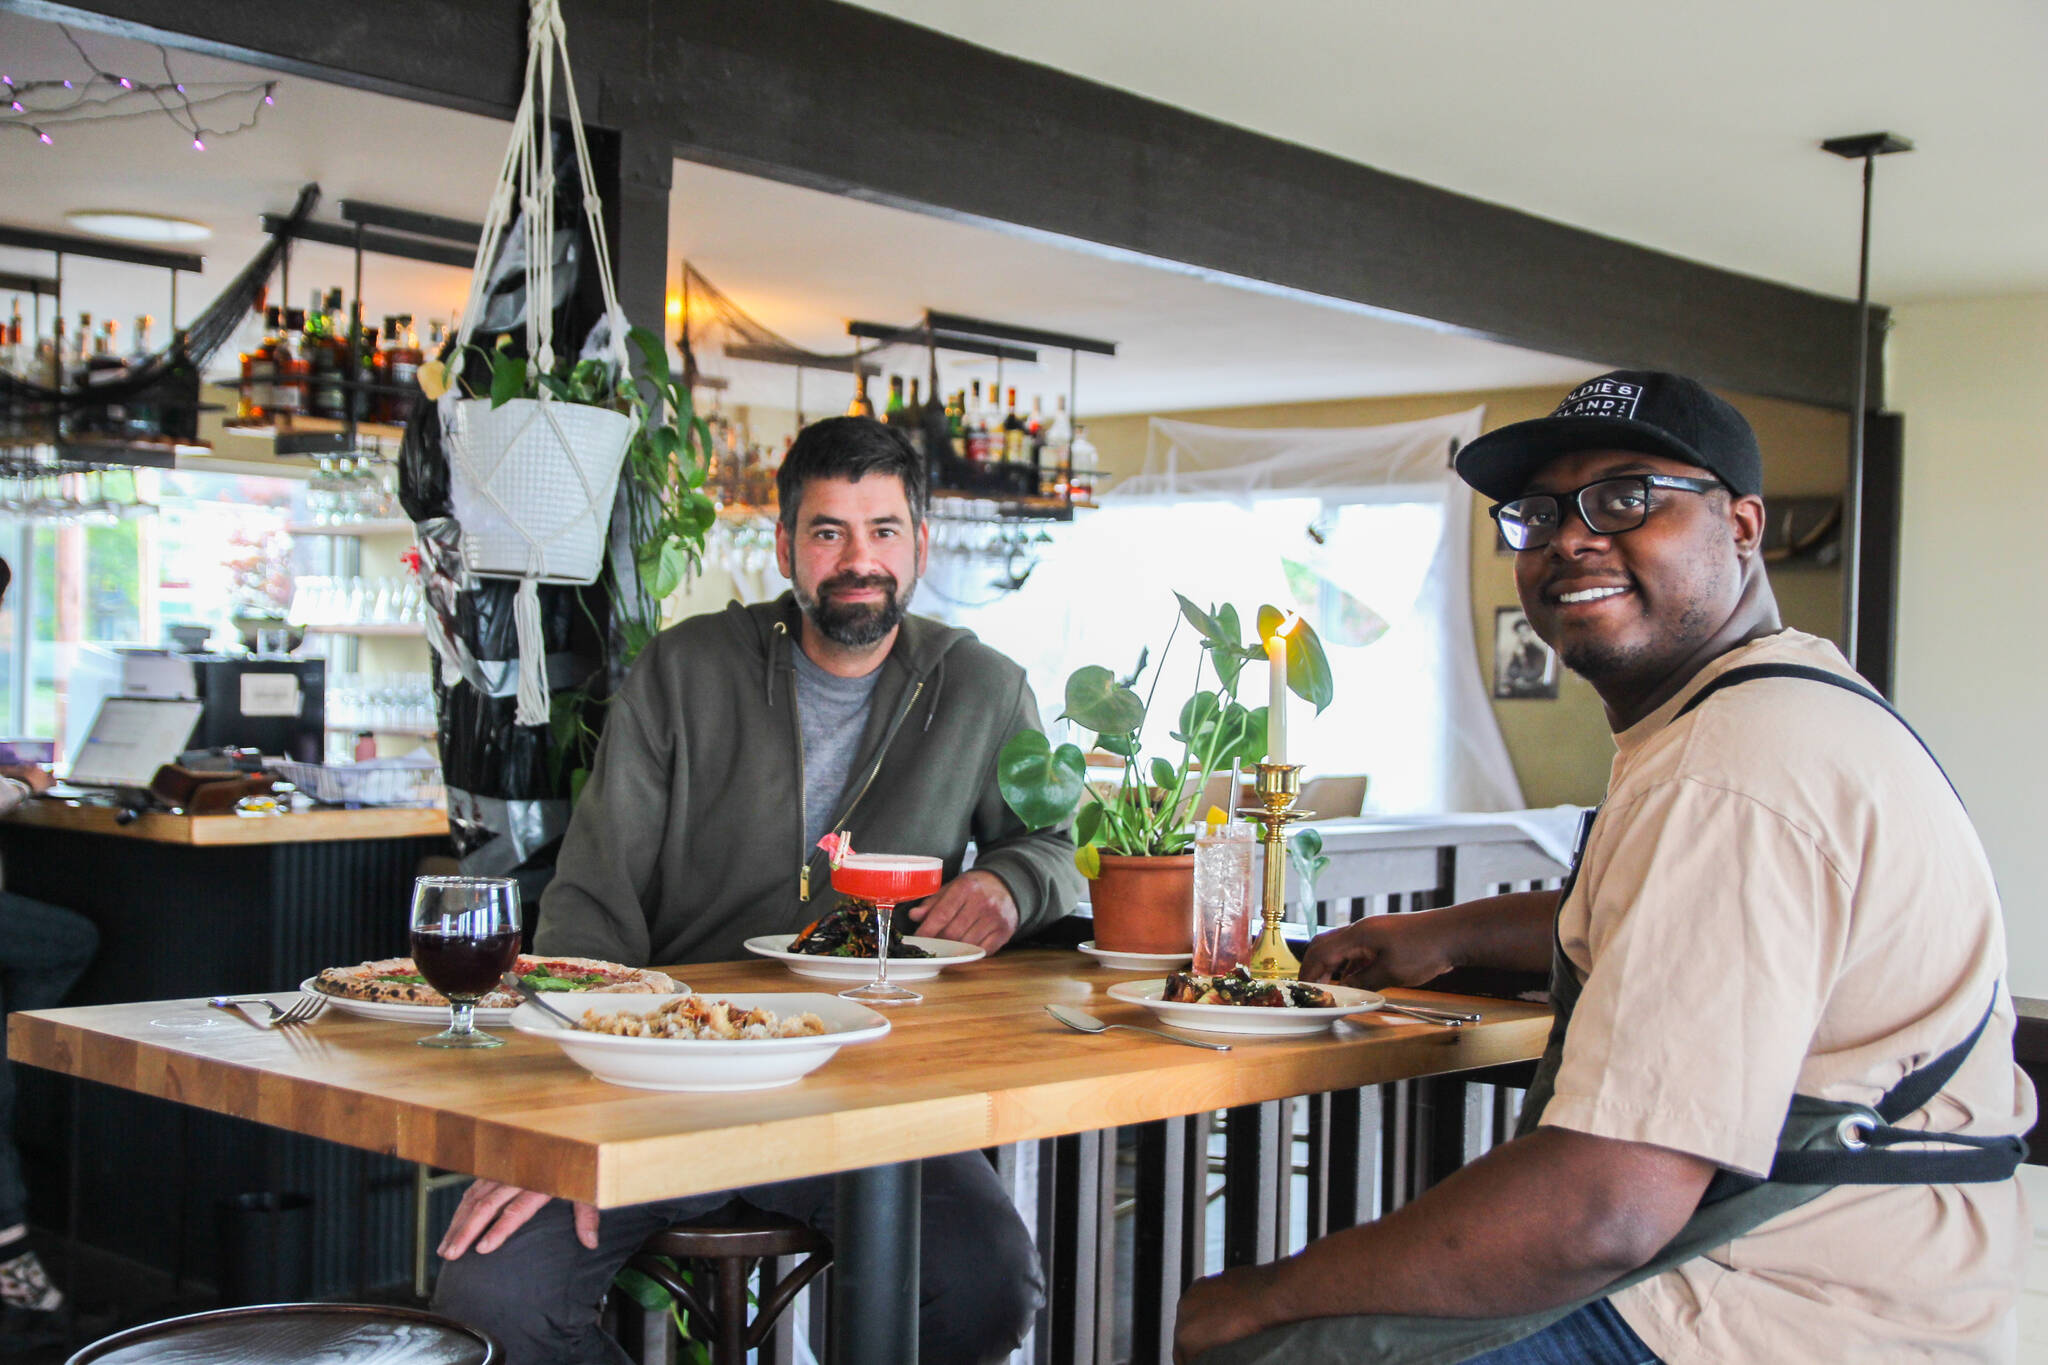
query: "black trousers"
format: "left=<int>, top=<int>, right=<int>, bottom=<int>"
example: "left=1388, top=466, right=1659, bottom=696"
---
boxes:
left=431, top=1150, right=1042, bottom=1364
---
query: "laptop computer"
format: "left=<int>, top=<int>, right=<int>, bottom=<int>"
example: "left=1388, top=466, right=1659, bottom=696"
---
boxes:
left=43, top=696, right=206, bottom=800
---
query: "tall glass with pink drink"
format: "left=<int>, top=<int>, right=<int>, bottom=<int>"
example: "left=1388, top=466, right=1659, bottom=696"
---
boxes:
left=832, top=853, right=943, bottom=1005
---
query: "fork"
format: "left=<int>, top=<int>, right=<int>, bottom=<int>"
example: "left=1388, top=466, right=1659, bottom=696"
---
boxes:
left=207, top=995, right=327, bottom=1029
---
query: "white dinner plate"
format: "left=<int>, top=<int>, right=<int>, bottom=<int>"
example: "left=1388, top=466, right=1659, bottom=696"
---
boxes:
left=742, top=934, right=985, bottom=982
left=300, top=977, right=689, bottom=1028
left=1076, top=941, right=1192, bottom=972
left=1105, top=978, right=1385, bottom=1036
left=513, top=992, right=891, bottom=1091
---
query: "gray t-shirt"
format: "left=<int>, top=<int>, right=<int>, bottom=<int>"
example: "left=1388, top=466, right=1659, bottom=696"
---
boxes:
left=790, top=644, right=883, bottom=853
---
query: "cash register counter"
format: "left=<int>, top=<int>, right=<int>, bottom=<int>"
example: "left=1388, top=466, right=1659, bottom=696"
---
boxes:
left=0, top=798, right=455, bottom=1293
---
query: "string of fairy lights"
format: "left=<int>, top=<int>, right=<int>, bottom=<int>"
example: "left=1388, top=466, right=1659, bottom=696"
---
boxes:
left=0, top=26, right=276, bottom=149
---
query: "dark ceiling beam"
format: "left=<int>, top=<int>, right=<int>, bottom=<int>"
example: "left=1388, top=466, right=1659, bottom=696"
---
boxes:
left=5, top=0, right=1882, bottom=410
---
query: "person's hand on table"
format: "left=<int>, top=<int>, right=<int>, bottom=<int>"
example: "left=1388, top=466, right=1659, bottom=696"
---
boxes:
left=0, top=763, right=52, bottom=794
left=1174, top=1262, right=1287, bottom=1362
left=1300, top=912, right=1458, bottom=989
left=438, top=1179, right=597, bottom=1259
left=907, top=869, right=1017, bottom=952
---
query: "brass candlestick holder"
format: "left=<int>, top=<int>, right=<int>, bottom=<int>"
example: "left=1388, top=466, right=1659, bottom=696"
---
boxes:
left=1240, top=762, right=1311, bottom=981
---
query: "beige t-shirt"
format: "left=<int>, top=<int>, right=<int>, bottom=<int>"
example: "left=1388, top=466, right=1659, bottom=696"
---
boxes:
left=1540, top=629, right=2035, bottom=1363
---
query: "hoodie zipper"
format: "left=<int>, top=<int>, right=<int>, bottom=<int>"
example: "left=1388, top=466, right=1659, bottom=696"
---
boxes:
left=797, top=676, right=927, bottom=902
left=776, top=622, right=817, bottom=901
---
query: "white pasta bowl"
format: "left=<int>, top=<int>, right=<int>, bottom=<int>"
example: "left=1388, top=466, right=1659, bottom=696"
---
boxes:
left=512, top=992, right=891, bottom=1091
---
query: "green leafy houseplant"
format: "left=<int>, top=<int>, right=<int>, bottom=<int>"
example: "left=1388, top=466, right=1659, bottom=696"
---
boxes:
left=999, top=593, right=1334, bottom=876
left=447, top=327, right=719, bottom=801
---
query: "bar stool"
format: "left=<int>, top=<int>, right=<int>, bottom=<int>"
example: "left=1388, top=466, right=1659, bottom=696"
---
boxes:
left=66, top=1303, right=499, bottom=1363
left=624, top=1203, right=833, bottom=1364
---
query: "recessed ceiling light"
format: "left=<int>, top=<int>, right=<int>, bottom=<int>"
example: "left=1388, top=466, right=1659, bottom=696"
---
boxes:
left=64, top=210, right=212, bottom=243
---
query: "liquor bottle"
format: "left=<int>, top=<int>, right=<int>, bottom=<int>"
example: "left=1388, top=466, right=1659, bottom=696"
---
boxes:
left=883, top=374, right=906, bottom=425
left=46, top=314, right=66, bottom=390
left=354, top=323, right=379, bottom=422
left=372, top=316, right=400, bottom=422
left=68, top=313, right=93, bottom=389
left=1002, top=386, right=1025, bottom=462
left=1027, top=395, right=1048, bottom=486
left=1068, top=424, right=1098, bottom=501
left=965, top=380, right=988, bottom=461
left=127, top=315, right=158, bottom=435
left=159, top=329, right=200, bottom=442
left=306, top=289, right=345, bottom=420
left=900, top=376, right=926, bottom=455
left=1045, top=394, right=1072, bottom=485
left=847, top=368, right=875, bottom=418
left=387, top=316, right=423, bottom=420
left=271, top=308, right=307, bottom=418
left=242, top=307, right=283, bottom=422
left=4, top=297, right=21, bottom=373
left=946, top=390, right=965, bottom=446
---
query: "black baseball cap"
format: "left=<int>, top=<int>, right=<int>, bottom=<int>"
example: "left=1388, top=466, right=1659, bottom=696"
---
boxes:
left=1455, top=370, right=1762, bottom=501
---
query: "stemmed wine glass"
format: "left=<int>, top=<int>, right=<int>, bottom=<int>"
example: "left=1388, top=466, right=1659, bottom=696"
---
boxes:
left=830, top=854, right=943, bottom=1006
left=410, top=875, right=522, bottom=1048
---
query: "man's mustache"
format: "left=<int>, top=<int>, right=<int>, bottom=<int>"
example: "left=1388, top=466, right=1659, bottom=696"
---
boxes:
left=819, top=571, right=897, bottom=598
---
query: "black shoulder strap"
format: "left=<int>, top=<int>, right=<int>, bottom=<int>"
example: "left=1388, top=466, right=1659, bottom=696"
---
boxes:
left=1673, top=662, right=1962, bottom=807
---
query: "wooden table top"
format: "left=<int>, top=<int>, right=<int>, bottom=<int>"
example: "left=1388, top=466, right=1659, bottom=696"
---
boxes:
left=4, top=798, right=448, bottom=845
left=9, top=950, right=1549, bottom=1208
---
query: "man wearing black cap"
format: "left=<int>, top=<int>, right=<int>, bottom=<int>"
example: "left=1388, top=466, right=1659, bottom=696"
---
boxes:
left=1173, top=372, right=2033, bottom=1364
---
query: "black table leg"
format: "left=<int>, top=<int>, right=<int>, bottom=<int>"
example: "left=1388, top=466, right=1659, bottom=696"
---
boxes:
left=830, top=1160, right=920, bottom=1364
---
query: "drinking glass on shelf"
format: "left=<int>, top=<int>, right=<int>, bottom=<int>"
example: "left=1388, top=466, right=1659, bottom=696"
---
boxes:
left=410, top=875, right=522, bottom=1048
left=831, top=854, right=943, bottom=1006
left=1192, top=821, right=1256, bottom=974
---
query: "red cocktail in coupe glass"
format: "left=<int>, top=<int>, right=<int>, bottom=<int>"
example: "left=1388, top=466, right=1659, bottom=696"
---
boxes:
left=831, top=853, right=943, bottom=1005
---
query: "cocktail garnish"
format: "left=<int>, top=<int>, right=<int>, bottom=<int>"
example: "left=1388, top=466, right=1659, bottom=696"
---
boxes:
left=817, top=830, right=852, bottom=869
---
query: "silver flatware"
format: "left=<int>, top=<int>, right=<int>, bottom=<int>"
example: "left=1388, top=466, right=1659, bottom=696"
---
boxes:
left=206, top=995, right=327, bottom=1029
left=1044, top=1003, right=1231, bottom=1052
left=1378, top=1001, right=1480, bottom=1026
left=502, top=971, right=581, bottom=1028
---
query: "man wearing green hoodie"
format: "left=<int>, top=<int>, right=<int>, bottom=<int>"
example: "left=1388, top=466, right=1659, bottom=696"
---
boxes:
left=432, top=417, right=1082, bottom=1364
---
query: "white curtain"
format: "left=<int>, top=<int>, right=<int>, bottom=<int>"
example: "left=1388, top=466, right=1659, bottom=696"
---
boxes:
left=924, top=407, right=1525, bottom=814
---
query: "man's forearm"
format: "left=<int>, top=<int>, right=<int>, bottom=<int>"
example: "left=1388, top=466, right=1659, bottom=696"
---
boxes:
left=1250, top=1129, right=1707, bottom=1328
left=1439, top=890, right=1559, bottom=975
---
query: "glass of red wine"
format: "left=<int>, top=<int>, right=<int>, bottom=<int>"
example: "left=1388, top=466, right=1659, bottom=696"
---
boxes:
left=409, top=875, right=521, bottom=1049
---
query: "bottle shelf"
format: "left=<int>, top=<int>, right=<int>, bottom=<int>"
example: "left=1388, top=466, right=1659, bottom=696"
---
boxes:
left=223, top=414, right=408, bottom=442
left=286, top=520, right=414, bottom=537
left=300, top=622, right=427, bottom=637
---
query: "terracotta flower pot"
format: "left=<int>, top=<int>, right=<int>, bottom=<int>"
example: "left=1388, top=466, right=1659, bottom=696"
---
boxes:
left=1089, top=853, right=1196, bottom=954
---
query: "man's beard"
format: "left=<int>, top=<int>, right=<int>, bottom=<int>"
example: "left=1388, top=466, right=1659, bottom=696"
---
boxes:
left=797, top=569, right=915, bottom=648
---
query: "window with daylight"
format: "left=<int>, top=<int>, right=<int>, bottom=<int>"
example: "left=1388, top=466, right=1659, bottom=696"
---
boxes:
left=918, top=409, right=1524, bottom=815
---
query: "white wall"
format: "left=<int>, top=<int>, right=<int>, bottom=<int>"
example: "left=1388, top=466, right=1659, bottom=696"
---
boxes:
left=1890, top=294, right=2048, bottom=997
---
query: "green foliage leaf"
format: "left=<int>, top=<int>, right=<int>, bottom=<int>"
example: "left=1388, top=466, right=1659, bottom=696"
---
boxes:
left=1063, top=665, right=1146, bottom=736
left=1075, top=843, right=1101, bottom=880
left=638, top=537, right=688, bottom=602
left=1074, top=802, right=1105, bottom=847
left=1226, top=705, right=1269, bottom=768
left=997, top=731, right=1087, bottom=831
left=1173, top=691, right=1221, bottom=747
left=1174, top=592, right=1224, bottom=645
left=1256, top=605, right=1336, bottom=713
left=489, top=353, right=527, bottom=409
left=1148, top=756, right=1178, bottom=795
left=1289, top=827, right=1330, bottom=900
left=612, top=1265, right=674, bottom=1313
left=628, top=325, right=673, bottom=388
left=569, top=765, right=591, bottom=808
left=1095, top=730, right=1140, bottom=758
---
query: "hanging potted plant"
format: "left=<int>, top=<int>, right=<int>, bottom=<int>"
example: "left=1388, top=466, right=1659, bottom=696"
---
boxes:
left=998, top=594, right=1334, bottom=952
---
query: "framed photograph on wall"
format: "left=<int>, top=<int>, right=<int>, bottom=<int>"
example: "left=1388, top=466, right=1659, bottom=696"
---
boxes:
left=1493, top=606, right=1559, bottom=699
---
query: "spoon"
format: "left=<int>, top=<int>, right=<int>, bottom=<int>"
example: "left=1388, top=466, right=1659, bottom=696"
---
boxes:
left=1044, top=1003, right=1231, bottom=1052
left=501, top=972, right=581, bottom=1029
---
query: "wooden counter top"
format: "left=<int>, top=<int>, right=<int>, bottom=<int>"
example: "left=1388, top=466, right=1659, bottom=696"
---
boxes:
left=9, top=950, right=1549, bottom=1208
left=4, top=798, right=448, bottom=845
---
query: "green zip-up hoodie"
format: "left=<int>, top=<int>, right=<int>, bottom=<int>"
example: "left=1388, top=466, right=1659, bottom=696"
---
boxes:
left=533, top=594, right=1084, bottom=969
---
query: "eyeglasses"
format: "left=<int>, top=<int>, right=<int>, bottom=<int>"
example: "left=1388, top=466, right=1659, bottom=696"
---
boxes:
left=1489, top=474, right=1722, bottom=551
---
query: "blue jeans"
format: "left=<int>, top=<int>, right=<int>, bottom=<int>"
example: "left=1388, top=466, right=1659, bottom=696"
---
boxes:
left=1462, top=1299, right=1662, bottom=1364
left=0, top=892, right=98, bottom=1229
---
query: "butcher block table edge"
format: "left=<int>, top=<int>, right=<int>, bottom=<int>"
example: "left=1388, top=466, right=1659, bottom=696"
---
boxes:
left=7, top=950, right=1549, bottom=1208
